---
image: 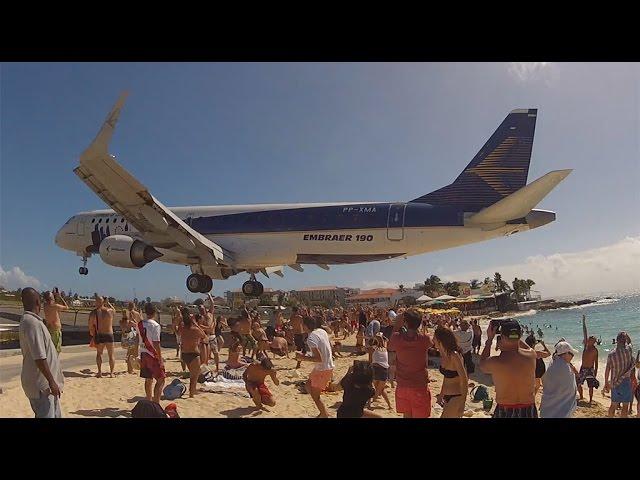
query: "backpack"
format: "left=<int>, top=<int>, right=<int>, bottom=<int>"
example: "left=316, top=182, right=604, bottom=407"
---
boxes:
left=163, top=378, right=187, bottom=400
left=470, top=384, right=490, bottom=402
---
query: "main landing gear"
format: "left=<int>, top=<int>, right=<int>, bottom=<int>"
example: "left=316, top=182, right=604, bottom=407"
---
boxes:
left=79, top=257, right=89, bottom=275
left=186, top=273, right=213, bottom=293
left=241, top=274, right=264, bottom=297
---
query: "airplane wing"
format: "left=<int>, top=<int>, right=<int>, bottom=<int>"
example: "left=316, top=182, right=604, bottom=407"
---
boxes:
left=74, top=92, right=234, bottom=267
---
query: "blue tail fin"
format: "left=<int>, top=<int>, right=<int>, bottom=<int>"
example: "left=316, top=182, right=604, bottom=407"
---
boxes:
left=411, top=108, right=538, bottom=212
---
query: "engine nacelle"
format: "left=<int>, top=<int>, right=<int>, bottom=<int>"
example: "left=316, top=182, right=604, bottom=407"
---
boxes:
left=99, top=235, right=162, bottom=269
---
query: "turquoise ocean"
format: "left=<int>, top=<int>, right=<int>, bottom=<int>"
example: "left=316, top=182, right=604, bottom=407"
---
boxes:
left=496, top=292, right=639, bottom=363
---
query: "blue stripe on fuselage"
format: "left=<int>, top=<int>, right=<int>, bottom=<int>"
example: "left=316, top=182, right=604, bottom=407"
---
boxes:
left=188, top=203, right=464, bottom=235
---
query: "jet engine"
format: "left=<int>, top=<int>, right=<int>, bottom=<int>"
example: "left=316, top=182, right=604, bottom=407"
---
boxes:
left=99, top=235, right=162, bottom=269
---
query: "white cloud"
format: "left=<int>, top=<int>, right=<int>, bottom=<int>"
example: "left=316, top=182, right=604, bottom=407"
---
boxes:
left=0, top=265, right=42, bottom=290
left=508, top=62, right=550, bottom=82
left=361, top=236, right=640, bottom=297
left=440, top=236, right=640, bottom=297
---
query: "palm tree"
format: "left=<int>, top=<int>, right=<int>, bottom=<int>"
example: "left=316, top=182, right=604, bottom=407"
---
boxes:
left=493, top=272, right=509, bottom=293
left=444, top=282, right=460, bottom=297
left=398, top=284, right=405, bottom=293
left=525, top=279, right=536, bottom=299
left=470, top=279, right=480, bottom=289
left=423, top=275, right=443, bottom=296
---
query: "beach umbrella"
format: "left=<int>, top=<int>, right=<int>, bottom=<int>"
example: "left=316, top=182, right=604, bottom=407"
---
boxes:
left=416, top=295, right=433, bottom=303
left=435, top=294, right=456, bottom=301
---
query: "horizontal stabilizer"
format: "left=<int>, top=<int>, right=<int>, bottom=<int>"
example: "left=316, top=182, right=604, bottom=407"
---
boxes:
left=466, top=169, right=572, bottom=225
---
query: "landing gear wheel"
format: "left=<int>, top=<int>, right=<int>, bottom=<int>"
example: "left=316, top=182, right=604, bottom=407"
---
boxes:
left=242, top=280, right=264, bottom=297
left=79, top=267, right=88, bottom=275
left=199, top=275, right=213, bottom=293
left=186, top=273, right=204, bottom=293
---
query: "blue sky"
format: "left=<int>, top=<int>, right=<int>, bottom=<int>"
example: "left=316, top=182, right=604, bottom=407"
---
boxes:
left=1, top=62, right=639, bottom=300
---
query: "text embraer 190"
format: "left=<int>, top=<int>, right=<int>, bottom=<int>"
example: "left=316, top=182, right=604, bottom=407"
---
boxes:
left=55, top=93, right=571, bottom=296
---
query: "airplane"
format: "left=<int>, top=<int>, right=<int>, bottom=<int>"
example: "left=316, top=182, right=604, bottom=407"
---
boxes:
left=55, top=93, right=571, bottom=297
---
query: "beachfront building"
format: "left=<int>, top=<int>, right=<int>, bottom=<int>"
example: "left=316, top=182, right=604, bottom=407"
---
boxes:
left=346, top=288, right=399, bottom=307
left=289, top=286, right=348, bottom=307
left=225, top=288, right=286, bottom=309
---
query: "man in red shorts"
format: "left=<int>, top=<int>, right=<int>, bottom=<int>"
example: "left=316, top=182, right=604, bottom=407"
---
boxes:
left=388, top=309, right=433, bottom=418
left=138, top=303, right=165, bottom=403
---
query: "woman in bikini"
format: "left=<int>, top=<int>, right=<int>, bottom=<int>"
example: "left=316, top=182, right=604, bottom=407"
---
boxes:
left=368, top=334, right=392, bottom=410
left=434, top=325, right=468, bottom=418
left=120, top=309, right=138, bottom=374
left=178, top=307, right=207, bottom=397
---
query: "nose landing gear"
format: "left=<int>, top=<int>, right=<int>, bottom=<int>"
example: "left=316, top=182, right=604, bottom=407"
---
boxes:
left=79, top=257, right=89, bottom=275
left=241, top=273, right=264, bottom=297
left=186, top=273, right=213, bottom=293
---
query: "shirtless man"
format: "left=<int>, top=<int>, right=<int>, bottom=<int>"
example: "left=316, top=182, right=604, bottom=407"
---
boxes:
left=43, top=288, right=68, bottom=354
left=243, top=357, right=279, bottom=409
left=177, top=308, right=207, bottom=397
left=238, top=309, right=257, bottom=358
left=479, top=319, right=538, bottom=418
left=471, top=319, right=482, bottom=355
left=252, top=320, right=270, bottom=359
left=202, top=295, right=219, bottom=371
left=575, top=315, right=599, bottom=404
left=89, top=296, right=116, bottom=378
left=290, top=307, right=307, bottom=368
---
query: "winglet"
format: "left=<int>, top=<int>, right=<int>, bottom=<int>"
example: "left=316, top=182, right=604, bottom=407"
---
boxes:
left=81, top=91, right=129, bottom=160
left=466, top=169, right=572, bottom=225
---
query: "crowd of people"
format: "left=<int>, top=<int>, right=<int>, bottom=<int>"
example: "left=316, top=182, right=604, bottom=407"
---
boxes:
left=15, top=286, right=640, bottom=419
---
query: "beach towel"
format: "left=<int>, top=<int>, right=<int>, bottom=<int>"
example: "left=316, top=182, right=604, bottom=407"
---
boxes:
left=222, top=366, right=247, bottom=381
left=163, top=378, right=187, bottom=400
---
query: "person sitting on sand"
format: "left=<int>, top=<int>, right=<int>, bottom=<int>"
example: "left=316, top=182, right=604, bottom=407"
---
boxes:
left=480, top=319, right=537, bottom=418
left=577, top=315, right=600, bottom=405
left=433, top=326, right=468, bottom=418
left=368, top=334, right=392, bottom=410
left=226, top=341, right=251, bottom=370
left=243, top=356, right=279, bottom=409
left=336, top=361, right=381, bottom=418
left=177, top=308, right=207, bottom=398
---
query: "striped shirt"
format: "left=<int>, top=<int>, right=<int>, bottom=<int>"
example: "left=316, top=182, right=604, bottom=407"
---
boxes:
left=606, top=345, right=634, bottom=388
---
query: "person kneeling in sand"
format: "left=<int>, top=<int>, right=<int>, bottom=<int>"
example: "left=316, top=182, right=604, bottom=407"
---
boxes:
left=243, top=357, right=279, bottom=409
left=336, top=361, right=381, bottom=418
left=270, top=333, right=289, bottom=358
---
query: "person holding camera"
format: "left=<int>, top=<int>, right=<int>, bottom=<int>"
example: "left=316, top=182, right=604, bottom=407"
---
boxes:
left=43, top=287, right=68, bottom=354
left=479, top=319, right=537, bottom=418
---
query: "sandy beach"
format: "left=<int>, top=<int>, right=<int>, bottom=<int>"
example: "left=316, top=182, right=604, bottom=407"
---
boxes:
left=0, top=330, right=616, bottom=418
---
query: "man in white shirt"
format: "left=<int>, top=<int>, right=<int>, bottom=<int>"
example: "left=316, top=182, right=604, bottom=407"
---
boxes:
left=296, top=316, right=334, bottom=417
left=19, top=287, right=65, bottom=418
left=138, top=303, right=165, bottom=403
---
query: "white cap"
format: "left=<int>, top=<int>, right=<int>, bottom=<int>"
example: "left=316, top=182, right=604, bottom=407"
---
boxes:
left=555, top=341, right=578, bottom=356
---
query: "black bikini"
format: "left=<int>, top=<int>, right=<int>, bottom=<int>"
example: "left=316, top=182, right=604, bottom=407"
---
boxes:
left=439, top=366, right=462, bottom=403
